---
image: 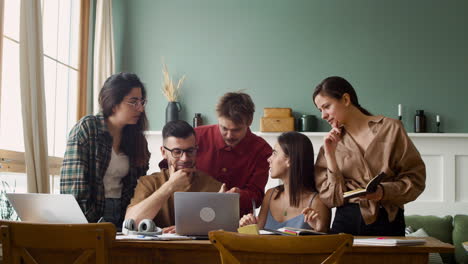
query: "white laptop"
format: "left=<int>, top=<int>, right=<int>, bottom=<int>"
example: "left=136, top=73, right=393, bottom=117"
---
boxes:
left=6, top=193, right=88, bottom=224
left=174, top=192, right=239, bottom=236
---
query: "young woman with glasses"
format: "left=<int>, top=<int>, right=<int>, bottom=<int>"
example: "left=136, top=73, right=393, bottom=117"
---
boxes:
left=61, top=72, right=151, bottom=229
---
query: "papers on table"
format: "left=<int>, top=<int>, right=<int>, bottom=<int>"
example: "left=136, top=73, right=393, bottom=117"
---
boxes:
left=353, top=238, right=426, bottom=246
left=116, top=235, right=156, bottom=240
left=260, top=227, right=326, bottom=236
left=116, top=233, right=195, bottom=241
left=259, top=229, right=275, bottom=235
left=277, top=227, right=326, bottom=236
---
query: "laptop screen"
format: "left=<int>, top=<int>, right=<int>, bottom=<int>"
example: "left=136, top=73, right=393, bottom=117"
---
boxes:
left=6, top=193, right=88, bottom=224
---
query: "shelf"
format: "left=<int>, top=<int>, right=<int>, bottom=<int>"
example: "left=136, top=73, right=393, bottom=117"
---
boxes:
left=146, top=131, right=468, bottom=138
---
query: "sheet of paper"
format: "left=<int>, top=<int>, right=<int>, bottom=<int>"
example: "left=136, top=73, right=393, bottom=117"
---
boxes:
left=116, top=233, right=195, bottom=241
left=353, top=238, right=426, bottom=246
left=158, top=233, right=195, bottom=240
left=116, top=234, right=157, bottom=240
left=259, top=230, right=275, bottom=235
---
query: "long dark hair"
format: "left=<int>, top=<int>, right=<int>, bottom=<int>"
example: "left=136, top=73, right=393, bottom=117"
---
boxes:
left=274, top=131, right=316, bottom=207
left=313, top=76, right=371, bottom=116
left=99, top=72, right=150, bottom=167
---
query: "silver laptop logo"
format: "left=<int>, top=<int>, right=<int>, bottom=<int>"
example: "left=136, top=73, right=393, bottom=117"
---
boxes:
left=200, top=207, right=216, bottom=222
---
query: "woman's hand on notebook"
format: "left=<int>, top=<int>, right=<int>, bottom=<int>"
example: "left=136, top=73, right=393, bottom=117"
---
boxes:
left=239, top=213, right=257, bottom=227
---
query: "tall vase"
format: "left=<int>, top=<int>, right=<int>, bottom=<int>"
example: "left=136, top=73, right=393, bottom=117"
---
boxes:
left=165, top=101, right=181, bottom=123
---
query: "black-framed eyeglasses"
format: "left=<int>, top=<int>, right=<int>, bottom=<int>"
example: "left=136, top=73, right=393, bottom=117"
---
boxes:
left=163, top=146, right=198, bottom=158
left=125, top=99, right=147, bottom=108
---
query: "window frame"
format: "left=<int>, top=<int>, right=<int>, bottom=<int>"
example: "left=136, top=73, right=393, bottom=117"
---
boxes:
left=77, top=0, right=90, bottom=120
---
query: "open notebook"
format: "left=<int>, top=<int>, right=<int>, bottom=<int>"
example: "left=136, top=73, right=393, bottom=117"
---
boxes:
left=343, top=172, right=386, bottom=199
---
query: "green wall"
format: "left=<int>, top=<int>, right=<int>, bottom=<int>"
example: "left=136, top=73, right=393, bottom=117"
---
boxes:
left=113, top=0, right=468, bottom=132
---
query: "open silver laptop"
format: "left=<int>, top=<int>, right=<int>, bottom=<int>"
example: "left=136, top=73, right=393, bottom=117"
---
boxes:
left=174, top=192, right=239, bottom=236
left=6, top=193, right=88, bottom=224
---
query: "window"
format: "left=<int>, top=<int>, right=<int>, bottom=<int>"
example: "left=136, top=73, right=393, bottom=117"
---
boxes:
left=0, top=0, right=83, bottom=193
left=42, top=0, right=81, bottom=157
left=1, top=0, right=26, bottom=193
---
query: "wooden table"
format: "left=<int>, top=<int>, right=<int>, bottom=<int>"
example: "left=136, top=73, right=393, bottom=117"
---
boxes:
left=110, top=236, right=454, bottom=264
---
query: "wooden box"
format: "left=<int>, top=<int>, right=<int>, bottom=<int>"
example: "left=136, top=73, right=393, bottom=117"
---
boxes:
left=260, top=117, right=295, bottom=132
left=263, top=108, right=292, bottom=118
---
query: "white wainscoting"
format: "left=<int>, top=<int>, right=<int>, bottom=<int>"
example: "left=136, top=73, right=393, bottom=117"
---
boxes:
left=146, top=131, right=468, bottom=217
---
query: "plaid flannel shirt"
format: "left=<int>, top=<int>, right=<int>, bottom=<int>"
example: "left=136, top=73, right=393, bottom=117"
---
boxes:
left=60, top=114, right=149, bottom=223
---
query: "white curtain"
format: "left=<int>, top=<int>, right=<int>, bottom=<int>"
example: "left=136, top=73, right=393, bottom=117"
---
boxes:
left=19, top=0, right=49, bottom=193
left=93, top=0, right=115, bottom=114
left=0, top=0, right=4, bottom=115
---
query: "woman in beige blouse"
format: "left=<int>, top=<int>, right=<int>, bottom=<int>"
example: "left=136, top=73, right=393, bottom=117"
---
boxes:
left=313, top=76, right=426, bottom=236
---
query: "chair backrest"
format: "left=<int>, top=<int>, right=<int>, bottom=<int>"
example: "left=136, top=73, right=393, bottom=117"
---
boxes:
left=0, top=221, right=116, bottom=264
left=209, top=231, right=353, bottom=264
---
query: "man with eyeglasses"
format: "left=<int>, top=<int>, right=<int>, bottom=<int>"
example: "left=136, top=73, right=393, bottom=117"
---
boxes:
left=125, top=120, right=221, bottom=230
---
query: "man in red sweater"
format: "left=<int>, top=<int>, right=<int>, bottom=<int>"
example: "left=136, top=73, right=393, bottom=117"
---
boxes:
left=195, top=92, right=272, bottom=216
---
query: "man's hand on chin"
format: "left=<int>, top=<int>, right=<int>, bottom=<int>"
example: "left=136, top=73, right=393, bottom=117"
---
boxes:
left=168, top=164, right=195, bottom=192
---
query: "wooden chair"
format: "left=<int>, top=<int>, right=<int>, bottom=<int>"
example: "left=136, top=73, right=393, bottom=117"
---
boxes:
left=209, top=231, right=353, bottom=264
left=0, top=221, right=116, bottom=264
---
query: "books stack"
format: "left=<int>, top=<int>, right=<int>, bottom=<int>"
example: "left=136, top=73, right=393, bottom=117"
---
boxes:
left=353, top=238, right=426, bottom=246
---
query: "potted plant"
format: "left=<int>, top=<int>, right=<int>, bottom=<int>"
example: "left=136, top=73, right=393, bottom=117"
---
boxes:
left=161, top=63, right=186, bottom=123
left=0, top=180, right=19, bottom=258
left=0, top=180, right=18, bottom=221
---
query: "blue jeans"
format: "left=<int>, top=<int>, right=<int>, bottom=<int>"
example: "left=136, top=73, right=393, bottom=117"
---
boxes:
left=103, top=198, right=122, bottom=231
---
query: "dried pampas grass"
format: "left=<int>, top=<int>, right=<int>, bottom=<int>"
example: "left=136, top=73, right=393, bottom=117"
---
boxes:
left=161, top=63, right=186, bottom=102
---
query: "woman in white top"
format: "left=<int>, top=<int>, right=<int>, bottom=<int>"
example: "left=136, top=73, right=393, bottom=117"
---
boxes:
left=61, top=73, right=151, bottom=229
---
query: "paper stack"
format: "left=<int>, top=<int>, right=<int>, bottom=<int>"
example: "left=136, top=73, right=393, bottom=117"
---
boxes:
left=353, top=238, right=426, bottom=246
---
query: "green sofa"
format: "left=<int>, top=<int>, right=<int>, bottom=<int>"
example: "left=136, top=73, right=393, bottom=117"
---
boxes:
left=405, top=214, right=468, bottom=264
